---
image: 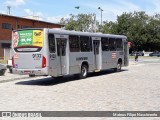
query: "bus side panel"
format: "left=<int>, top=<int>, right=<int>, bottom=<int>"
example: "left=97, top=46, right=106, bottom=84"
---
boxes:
left=69, top=52, right=94, bottom=74
left=102, top=51, right=113, bottom=69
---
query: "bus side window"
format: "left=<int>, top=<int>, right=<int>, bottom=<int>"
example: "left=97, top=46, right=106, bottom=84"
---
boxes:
left=48, top=34, right=55, bottom=53
left=101, top=37, right=109, bottom=51
left=109, top=38, right=116, bottom=51
left=80, top=36, right=91, bottom=52
left=69, top=35, right=80, bottom=52
left=116, top=38, right=123, bottom=51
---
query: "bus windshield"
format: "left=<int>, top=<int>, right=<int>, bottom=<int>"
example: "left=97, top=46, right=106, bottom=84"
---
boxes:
left=12, top=29, right=43, bottom=52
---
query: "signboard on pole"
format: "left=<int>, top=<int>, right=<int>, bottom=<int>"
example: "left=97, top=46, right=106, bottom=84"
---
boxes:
left=128, top=42, right=131, bottom=47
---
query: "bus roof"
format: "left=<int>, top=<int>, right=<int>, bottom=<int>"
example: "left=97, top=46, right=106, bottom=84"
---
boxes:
left=14, top=28, right=127, bottom=39
left=48, top=28, right=127, bottom=39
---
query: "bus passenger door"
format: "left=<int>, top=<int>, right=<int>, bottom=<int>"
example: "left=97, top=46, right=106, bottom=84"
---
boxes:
left=56, top=38, right=68, bottom=75
left=93, top=40, right=102, bottom=70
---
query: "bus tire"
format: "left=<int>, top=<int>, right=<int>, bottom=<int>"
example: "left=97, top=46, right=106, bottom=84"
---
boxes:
left=79, top=65, right=88, bottom=79
left=114, top=61, right=122, bottom=72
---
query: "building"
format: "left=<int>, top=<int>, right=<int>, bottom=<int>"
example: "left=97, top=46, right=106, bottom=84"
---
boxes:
left=0, top=13, right=63, bottom=60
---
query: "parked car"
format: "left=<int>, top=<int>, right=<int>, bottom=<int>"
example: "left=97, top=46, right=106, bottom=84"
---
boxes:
left=149, top=52, right=160, bottom=57
left=0, top=64, right=7, bottom=76
left=130, top=51, right=144, bottom=56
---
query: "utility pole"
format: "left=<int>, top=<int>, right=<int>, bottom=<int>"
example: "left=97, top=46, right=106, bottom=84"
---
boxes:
left=7, top=6, right=11, bottom=15
left=93, top=13, right=96, bottom=33
left=98, top=7, right=103, bottom=25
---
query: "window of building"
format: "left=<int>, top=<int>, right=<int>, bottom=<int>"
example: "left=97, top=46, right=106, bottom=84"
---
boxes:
left=116, top=38, right=123, bottom=51
left=1, top=43, right=11, bottom=48
left=48, top=34, right=55, bottom=53
left=80, top=36, right=91, bottom=52
left=17, top=25, right=20, bottom=29
left=101, top=37, right=109, bottom=51
left=2, top=23, right=11, bottom=29
left=109, top=38, right=116, bottom=51
left=69, top=35, right=80, bottom=52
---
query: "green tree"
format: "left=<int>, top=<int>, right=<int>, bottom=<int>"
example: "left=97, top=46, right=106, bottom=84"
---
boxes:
left=60, top=14, right=98, bottom=32
left=100, top=21, right=118, bottom=34
left=60, top=11, right=160, bottom=51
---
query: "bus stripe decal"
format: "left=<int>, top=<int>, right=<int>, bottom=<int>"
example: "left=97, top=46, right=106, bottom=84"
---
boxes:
left=112, top=52, right=117, bottom=59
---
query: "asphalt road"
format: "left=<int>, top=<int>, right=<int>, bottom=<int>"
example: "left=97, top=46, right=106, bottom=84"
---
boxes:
left=0, top=57, right=160, bottom=120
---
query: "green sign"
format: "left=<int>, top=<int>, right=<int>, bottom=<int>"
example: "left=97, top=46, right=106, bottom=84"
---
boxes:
left=18, top=30, right=33, bottom=46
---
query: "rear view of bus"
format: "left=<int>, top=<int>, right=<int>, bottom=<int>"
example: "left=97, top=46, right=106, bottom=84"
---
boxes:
left=12, top=29, right=47, bottom=76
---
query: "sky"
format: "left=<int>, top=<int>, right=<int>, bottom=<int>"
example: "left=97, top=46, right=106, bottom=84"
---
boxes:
left=0, top=0, right=160, bottom=23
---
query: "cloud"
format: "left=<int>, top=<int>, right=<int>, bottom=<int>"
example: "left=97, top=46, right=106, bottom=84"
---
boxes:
left=23, top=9, right=43, bottom=21
left=46, top=15, right=70, bottom=23
left=5, top=0, right=25, bottom=7
left=102, top=0, right=160, bottom=21
left=0, top=10, right=6, bottom=14
left=145, top=0, right=160, bottom=14
left=24, top=9, right=43, bottom=17
left=24, top=8, right=70, bottom=23
left=117, top=0, right=140, bottom=11
left=84, top=0, right=141, bottom=22
left=24, top=9, right=33, bottom=15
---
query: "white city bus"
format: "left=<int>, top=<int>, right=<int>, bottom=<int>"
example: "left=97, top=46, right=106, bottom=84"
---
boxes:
left=12, top=28, right=129, bottom=78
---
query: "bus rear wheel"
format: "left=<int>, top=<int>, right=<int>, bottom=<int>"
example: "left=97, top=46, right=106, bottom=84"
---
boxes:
left=79, top=65, right=88, bottom=79
left=114, top=62, right=122, bottom=72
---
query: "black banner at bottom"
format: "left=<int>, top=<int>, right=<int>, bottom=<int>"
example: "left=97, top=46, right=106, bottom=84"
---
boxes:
left=0, top=111, right=160, bottom=117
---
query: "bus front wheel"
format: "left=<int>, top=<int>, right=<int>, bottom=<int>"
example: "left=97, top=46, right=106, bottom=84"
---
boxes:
left=79, top=65, right=88, bottom=79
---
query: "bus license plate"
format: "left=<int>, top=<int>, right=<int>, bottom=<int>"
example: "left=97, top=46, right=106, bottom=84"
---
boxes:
left=24, top=71, right=31, bottom=74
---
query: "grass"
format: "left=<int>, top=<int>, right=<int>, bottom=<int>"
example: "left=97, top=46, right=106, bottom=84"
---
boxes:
left=129, top=56, right=159, bottom=59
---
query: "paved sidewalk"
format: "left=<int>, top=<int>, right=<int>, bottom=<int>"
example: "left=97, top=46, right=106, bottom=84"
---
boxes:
left=0, top=69, right=29, bottom=83
left=0, top=57, right=159, bottom=83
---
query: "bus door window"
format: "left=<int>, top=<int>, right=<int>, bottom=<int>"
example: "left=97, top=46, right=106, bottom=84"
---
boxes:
left=61, top=39, right=67, bottom=56
left=56, top=38, right=67, bottom=56
left=57, top=40, right=60, bottom=56
left=93, top=40, right=100, bottom=55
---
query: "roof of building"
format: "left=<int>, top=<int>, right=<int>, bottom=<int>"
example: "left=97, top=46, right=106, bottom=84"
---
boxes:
left=0, top=13, right=63, bottom=26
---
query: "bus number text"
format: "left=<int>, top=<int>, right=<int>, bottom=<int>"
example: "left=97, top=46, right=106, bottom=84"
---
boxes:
left=32, top=54, right=41, bottom=60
